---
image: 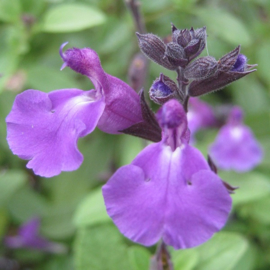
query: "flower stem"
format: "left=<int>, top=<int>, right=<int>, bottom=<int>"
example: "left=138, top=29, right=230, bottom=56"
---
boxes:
left=176, top=67, right=189, bottom=112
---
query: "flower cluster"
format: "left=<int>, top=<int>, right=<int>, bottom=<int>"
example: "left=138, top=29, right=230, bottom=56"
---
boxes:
left=6, top=23, right=260, bottom=250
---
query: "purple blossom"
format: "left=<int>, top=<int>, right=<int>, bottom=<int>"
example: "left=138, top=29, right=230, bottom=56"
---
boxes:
left=209, top=107, right=263, bottom=172
left=6, top=43, right=142, bottom=177
left=5, top=218, right=66, bottom=253
left=187, top=97, right=216, bottom=137
left=102, top=99, right=232, bottom=249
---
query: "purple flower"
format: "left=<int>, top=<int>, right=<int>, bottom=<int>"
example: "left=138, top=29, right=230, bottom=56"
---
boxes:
left=187, top=97, right=216, bottom=137
left=102, top=100, right=232, bottom=249
left=6, top=43, right=142, bottom=177
left=209, top=107, right=263, bottom=172
left=5, top=218, right=66, bottom=253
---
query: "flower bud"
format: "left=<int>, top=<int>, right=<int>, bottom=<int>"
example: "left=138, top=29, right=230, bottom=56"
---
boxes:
left=188, top=46, right=257, bottom=97
left=184, top=56, right=218, bottom=80
left=173, top=28, right=192, bottom=47
left=136, top=33, right=177, bottom=70
left=171, top=24, right=207, bottom=60
left=149, top=74, right=178, bottom=104
left=218, top=46, right=240, bottom=72
left=165, top=42, right=188, bottom=67
left=184, top=39, right=201, bottom=58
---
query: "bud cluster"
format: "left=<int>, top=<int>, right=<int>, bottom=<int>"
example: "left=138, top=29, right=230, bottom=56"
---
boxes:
left=136, top=24, right=256, bottom=108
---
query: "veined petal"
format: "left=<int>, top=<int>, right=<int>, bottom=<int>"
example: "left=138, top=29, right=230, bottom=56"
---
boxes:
left=6, top=89, right=105, bottom=177
left=97, top=75, right=143, bottom=134
left=103, top=142, right=231, bottom=249
left=209, top=125, right=263, bottom=172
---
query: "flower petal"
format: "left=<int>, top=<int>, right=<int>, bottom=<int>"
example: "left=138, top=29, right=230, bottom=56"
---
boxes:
left=6, top=89, right=105, bottom=177
left=97, top=75, right=143, bottom=133
left=103, top=143, right=231, bottom=249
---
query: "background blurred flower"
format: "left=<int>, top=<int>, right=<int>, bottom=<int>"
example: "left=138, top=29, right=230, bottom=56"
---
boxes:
left=187, top=97, right=216, bottom=141
left=209, top=106, right=263, bottom=172
left=5, top=218, right=66, bottom=254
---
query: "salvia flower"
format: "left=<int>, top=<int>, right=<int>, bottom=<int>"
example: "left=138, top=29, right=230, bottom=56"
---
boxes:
left=6, top=43, right=142, bottom=177
left=209, top=107, right=263, bottom=172
left=5, top=218, right=66, bottom=253
left=102, top=99, right=232, bottom=249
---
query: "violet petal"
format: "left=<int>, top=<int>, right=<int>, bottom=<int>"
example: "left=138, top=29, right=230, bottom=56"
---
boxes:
left=6, top=89, right=105, bottom=177
left=103, top=142, right=232, bottom=249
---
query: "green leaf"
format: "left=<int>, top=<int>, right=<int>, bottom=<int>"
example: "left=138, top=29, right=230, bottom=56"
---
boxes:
left=128, top=246, right=151, bottom=270
left=194, top=8, right=252, bottom=46
left=256, top=40, right=270, bottom=86
left=74, top=188, right=110, bottom=228
left=0, top=0, right=21, bottom=23
left=172, top=248, right=199, bottom=270
left=195, top=232, right=255, bottom=270
left=219, top=171, right=270, bottom=205
left=26, top=65, right=80, bottom=92
left=245, top=112, right=270, bottom=139
left=0, top=208, right=9, bottom=238
left=118, top=135, right=144, bottom=167
left=246, top=196, right=270, bottom=225
left=41, top=204, right=76, bottom=239
left=231, top=77, right=270, bottom=115
left=256, top=138, right=270, bottom=169
left=40, top=256, right=74, bottom=270
left=99, top=18, right=132, bottom=54
left=8, top=186, right=49, bottom=222
left=41, top=3, right=106, bottom=33
left=0, top=170, right=27, bottom=205
left=74, top=224, right=131, bottom=270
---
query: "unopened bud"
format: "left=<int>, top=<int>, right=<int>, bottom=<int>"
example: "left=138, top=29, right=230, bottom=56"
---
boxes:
left=184, top=56, right=218, bottom=80
left=184, top=38, right=201, bottom=58
left=165, top=42, right=188, bottom=67
left=176, top=29, right=192, bottom=47
left=136, top=33, right=177, bottom=70
left=218, top=46, right=240, bottom=72
left=171, top=24, right=207, bottom=61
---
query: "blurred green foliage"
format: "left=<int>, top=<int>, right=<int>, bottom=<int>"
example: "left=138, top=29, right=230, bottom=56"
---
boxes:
left=0, top=0, right=270, bottom=269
